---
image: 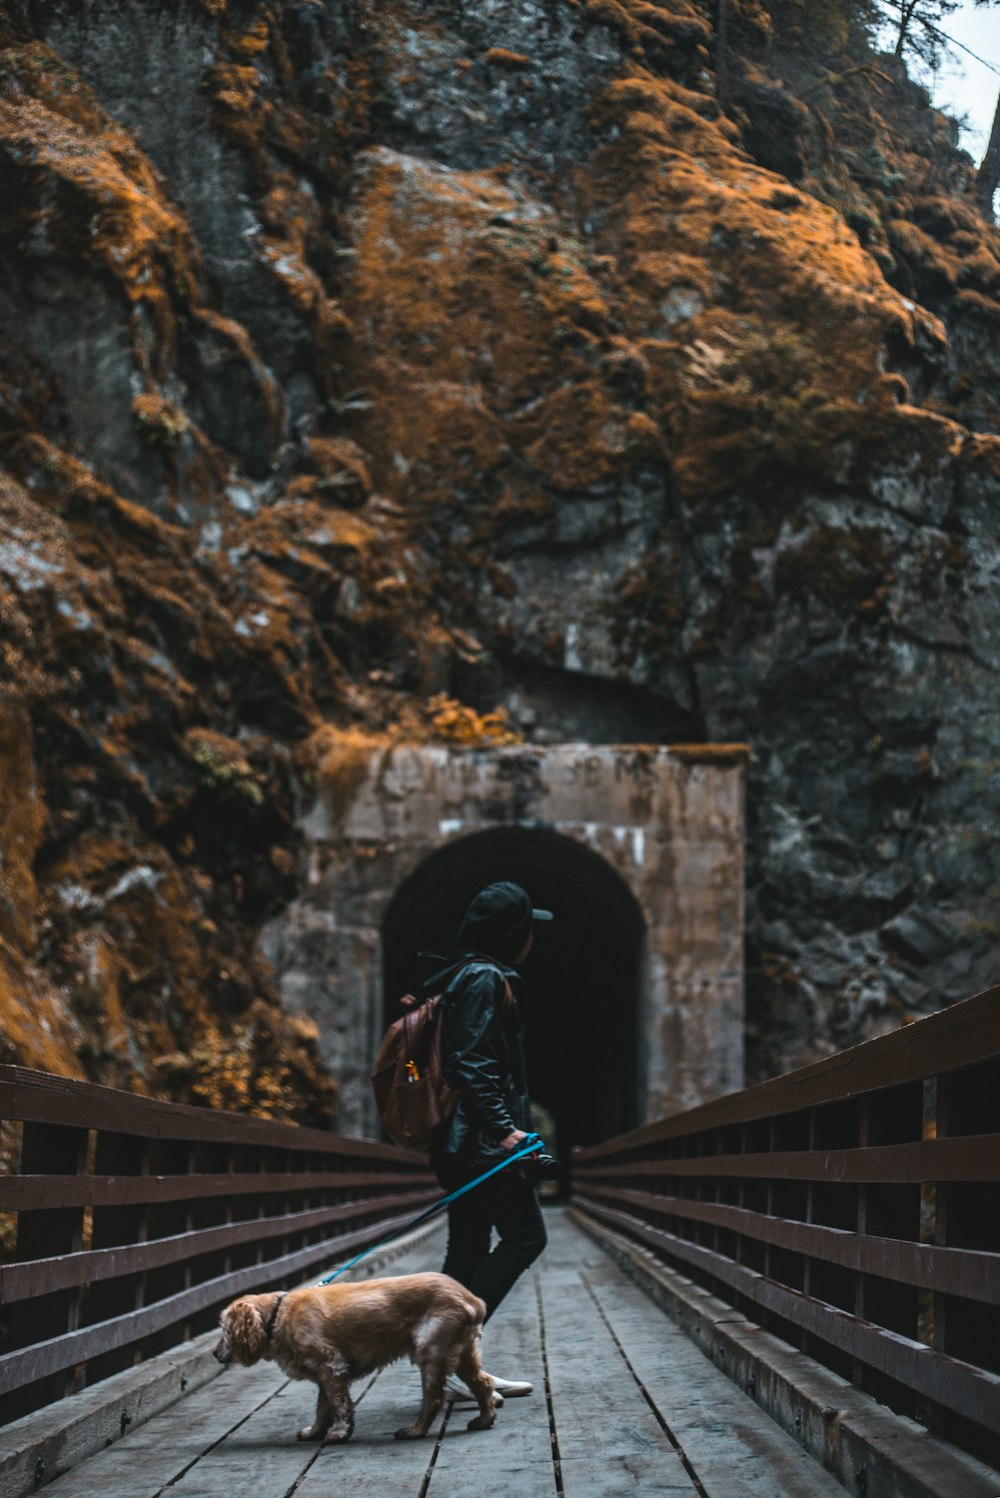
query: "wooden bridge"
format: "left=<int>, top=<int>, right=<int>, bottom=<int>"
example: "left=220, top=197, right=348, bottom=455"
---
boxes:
left=2, top=986, right=999, bottom=1498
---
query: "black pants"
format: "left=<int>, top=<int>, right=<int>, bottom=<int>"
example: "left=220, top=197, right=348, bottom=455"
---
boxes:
left=435, top=1159, right=547, bottom=1322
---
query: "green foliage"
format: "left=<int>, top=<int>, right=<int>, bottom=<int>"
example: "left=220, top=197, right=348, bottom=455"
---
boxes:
left=761, top=0, right=999, bottom=80
left=188, top=731, right=266, bottom=807
left=882, top=0, right=963, bottom=68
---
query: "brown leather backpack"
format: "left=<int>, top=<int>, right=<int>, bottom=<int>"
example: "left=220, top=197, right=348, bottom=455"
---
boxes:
left=371, top=965, right=511, bottom=1152
left=370, top=991, right=458, bottom=1152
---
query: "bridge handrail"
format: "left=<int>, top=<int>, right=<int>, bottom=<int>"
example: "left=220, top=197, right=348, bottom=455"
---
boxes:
left=0, top=1067, right=433, bottom=1424
left=571, top=983, right=1000, bottom=1468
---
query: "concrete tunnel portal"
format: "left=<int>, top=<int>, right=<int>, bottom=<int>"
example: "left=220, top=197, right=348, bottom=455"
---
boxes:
left=381, top=827, right=647, bottom=1153
left=266, top=743, right=748, bottom=1137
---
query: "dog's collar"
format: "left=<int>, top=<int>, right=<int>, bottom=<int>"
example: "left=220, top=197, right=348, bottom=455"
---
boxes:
left=264, top=1291, right=287, bottom=1341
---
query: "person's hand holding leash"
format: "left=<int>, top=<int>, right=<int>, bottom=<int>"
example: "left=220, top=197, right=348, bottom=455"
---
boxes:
left=499, top=1128, right=560, bottom=1182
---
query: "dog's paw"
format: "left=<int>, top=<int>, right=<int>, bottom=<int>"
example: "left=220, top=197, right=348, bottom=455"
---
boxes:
left=297, top=1425, right=327, bottom=1442
left=393, top=1426, right=426, bottom=1440
left=323, top=1427, right=352, bottom=1445
left=466, top=1412, right=496, bottom=1432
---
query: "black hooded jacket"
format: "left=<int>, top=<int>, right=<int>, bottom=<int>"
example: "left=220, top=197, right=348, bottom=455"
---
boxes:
left=422, top=952, right=532, bottom=1165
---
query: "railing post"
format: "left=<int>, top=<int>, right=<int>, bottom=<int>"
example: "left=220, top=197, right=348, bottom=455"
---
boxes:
left=255, top=1145, right=270, bottom=1270
left=188, top=1139, right=228, bottom=1337
left=86, top=1130, right=150, bottom=1385
left=144, top=1137, right=193, bottom=1355
left=222, top=1143, right=235, bottom=1282
left=852, top=1095, right=870, bottom=1392
left=801, top=1107, right=815, bottom=1360
left=931, top=1072, right=949, bottom=1383
left=762, top=1116, right=775, bottom=1325
left=6, top=1121, right=87, bottom=1418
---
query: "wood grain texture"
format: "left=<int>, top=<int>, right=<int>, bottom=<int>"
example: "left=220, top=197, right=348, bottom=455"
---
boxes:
left=34, top=1211, right=863, bottom=1498
left=578, top=1257, right=846, bottom=1498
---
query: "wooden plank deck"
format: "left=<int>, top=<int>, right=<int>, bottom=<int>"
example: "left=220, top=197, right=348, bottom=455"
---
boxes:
left=39, top=1211, right=846, bottom=1498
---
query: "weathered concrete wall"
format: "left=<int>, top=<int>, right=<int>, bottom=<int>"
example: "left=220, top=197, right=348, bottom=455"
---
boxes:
left=262, top=743, right=746, bottom=1137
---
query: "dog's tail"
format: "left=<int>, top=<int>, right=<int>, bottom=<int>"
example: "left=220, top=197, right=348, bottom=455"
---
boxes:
left=465, top=1291, right=487, bottom=1333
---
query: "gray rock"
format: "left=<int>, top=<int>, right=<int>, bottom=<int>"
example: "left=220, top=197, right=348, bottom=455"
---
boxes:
left=881, top=910, right=956, bottom=965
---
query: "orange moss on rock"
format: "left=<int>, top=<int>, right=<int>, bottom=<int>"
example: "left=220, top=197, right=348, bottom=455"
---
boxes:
left=521, top=383, right=661, bottom=491
left=153, top=1002, right=331, bottom=1118
left=669, top=743, right=752, bottom=763
left=257, top=176, right=350, bottom=354
left=344, top=149, right=646, bottom=523
left=302, top=697, right=522, bottom=818
left=957, top=434, right=1000, bottom=484
left=411, top=694, right=522, bottom=747
left=194, top=4, right=361, bottom=411
left=583, top=0, right=712, bottom=65
left=483, top=48, right=531, bottom=69
left=31, top=821, right=337, bottom=1122
left=0, top=442, right=357, bottom=1120
left=0, top=34, right=283, bottom=466
left=1, top=107, right=178, bottom=365
left=0, top=703, right=45, bottom=954
left=132, top=394, right=191, bottom=445
left=332, top=0, right=979, bottom=596
left=207, top=59, right=267, bottom=148
left=301, top=437, right=373, bottom=502
left=576, top=58, right=951, bottom=500
left=0, top=946, right=85, bottom=1078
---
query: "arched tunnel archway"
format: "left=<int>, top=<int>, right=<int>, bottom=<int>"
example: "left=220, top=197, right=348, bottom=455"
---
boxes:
left=382, top=828, right=647, bottom=1154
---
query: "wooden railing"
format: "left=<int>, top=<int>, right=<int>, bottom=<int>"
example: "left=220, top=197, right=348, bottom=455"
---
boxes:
left=571, top=984, right=1000, bottom=1468
left=0, top=1068, right=435, bottom=1423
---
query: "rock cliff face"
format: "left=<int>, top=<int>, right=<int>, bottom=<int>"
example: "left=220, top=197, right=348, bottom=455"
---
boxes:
left=0, top=0, right=997, bottom=1116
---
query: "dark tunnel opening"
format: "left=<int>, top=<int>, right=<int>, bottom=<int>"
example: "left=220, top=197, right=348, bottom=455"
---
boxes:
left=381, top=828, right=647, bottom=1158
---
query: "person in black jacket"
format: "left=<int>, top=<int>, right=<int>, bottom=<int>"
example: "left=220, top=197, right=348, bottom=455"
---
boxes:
left=422, top=880, right=552, bottom=1402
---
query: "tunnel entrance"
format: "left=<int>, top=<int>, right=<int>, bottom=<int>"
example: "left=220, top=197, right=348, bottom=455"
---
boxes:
left=266, top=742, right=746, bottom=1135
left=382, top=828, right=646, bottom=1152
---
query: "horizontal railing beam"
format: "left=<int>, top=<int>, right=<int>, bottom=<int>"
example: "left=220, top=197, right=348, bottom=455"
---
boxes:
left=579, top=1183, right=1000, bottom=1303
left=581, top=983, right=1000, bottom=1159
left=0, top=1169, right=428, bottom=1213
left=573, top=1135, right=998, bottom=1183
left=0, top=1190, right=439, bottom=1302
left=0, top=1067, right=405, bottom=1157
left=0, top=1208, right=426, bottom=1397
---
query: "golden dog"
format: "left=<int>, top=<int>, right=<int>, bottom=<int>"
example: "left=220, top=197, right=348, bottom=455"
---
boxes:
left=215, top=1272, right=495, bottom=1443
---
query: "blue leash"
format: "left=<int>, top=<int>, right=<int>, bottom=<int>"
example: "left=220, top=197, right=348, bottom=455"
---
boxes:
left=319, top=1133, right=545, bottom=1285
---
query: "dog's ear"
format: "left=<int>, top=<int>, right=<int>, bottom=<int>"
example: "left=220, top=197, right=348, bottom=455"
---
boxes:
left=220, top=1297, right=268, bottom=1365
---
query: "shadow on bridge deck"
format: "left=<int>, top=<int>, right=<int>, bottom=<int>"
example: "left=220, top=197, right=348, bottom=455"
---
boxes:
left=34, top=1211, right=843, bottom=1498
